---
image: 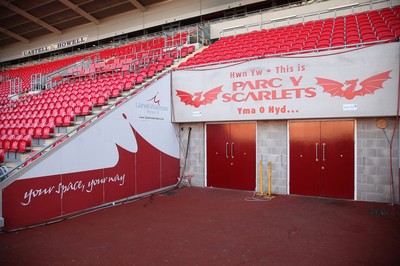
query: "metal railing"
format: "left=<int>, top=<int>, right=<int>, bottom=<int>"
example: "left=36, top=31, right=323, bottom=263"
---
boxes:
left=0, top=26, right=201, bottom=111
left=177, top=39, right=394, bottom=69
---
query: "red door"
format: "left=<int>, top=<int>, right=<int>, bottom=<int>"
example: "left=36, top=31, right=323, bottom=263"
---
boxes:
left=289, top=121, right=321, bottom=197
left=320, top=121, right=354, bottom=198
left=207, top=123, right=256, bottom=190
left=289, top=120, right=354, bottom=199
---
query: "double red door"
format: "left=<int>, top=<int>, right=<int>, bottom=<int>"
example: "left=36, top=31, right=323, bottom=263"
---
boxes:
left=207, top=123, right=256, bottom=190
left=289, top=120, right=354, bottom=199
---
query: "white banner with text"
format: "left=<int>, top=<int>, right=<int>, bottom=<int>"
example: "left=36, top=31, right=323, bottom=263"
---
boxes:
left=172, top=43, right=399, bottom=122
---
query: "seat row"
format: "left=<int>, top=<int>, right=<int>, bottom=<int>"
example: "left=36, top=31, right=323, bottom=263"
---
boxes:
left=1, top=122, right=56, bottom=137
left=0, top=123, right=59, bottom=156
left=0, top=32, right=187, bottom=105
left=180, top=7, right=399, bottom=67
left=0, top=102, right=92, bottom=120
left=1, top=113, right=75, bottom=130
left=0, top=134, right=33, bottom=153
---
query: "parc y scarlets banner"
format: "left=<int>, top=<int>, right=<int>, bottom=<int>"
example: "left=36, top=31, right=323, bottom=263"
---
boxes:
left=171, top=42, right=399, bottom=122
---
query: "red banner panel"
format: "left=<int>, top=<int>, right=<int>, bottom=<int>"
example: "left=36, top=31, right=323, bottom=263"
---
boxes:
left=61, top=169, right=105, bottom=214
left=104, top=145, right=136, bottom=203
left=3, top=175, right=62, bottom=229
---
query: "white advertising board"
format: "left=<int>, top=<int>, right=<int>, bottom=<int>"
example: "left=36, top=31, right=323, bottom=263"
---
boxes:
left=172, top=43, right=399, bottom=122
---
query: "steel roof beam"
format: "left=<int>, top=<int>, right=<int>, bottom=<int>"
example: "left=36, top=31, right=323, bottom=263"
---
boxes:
left=0, top=26, right=29, bottom=43
left=0, top=0, right=62, bottom=34
left=128, top=0, right=146, bottom=12
left=58, top=0, right=100, bottom=25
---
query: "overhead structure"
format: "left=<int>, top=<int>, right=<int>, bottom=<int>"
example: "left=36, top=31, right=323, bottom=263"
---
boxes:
left=58, top=0, right=101, bottom=25
left=128, top=0, right=147, bottom=12
left=0, top=0, right=62, bottom=34
left=0, top=0, right=163, bottom=48
left=0, top=26, right=29, bottom=43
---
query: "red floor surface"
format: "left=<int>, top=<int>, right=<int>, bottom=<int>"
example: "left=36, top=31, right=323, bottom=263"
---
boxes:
left=1, top=187, right=399, bottom=265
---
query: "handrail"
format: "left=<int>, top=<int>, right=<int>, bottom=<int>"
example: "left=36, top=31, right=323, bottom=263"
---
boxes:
left=177, top=39, right=394, bottom=69
left=44, top=59, right=90, bottom=89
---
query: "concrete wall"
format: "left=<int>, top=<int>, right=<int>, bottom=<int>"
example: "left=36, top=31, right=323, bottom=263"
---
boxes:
left=257, top=121, right=288, bottom=195
left=357, top=118, right=399, bottom=203
left=178, top=123, right=206, bottom=187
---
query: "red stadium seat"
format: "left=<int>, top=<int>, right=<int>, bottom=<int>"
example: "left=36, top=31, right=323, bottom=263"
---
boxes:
left=55, top=115, right=64, bottom=127
left=147, top=69, right=155, bottom=78
left=346, top=36, right=361, bottom=45
left=27, top=126, right=35, bottom=137
left=24, top=135, right=32, bottom=148
left=90, top=97, right=98, bottom=106
left=0, top=136, right=5, bottom=149
left=6, top=127, right=13, bottom=136
left=33, top=126, right=43, bottom=139
left=139, top=70, right=148, bottom=79
left=156, top=63, right=164, bottom=72
left=124, top=81, right=134, bottom=91
left=0, top=149, right=4, bottom=164
left=9, top=137, right=19, bottom=152
left=0, top=127, right=7, bottom=136
left=136, top=75, right=145, bottom=84
left=2, top=136, right=13, bottom=151
left=81, top=104, right=91, bottom=116
left=111, top=87, right=122, bottom=97
left=33, top=117, right=41, bottom=125
left=377, top=30, right=396, bottom=40
left=65, top=106, right=74, bottom=115
left=81, top=97, right=90, bottom=105
left=331, top=38, right=345, bottom=47
left=19, top=125, right=28, bottom=136
left=316, top=40, right=330, bottom=49
left=41, top=125, right=52, bottom=138
left=18, top=138, right=28, bottom=152
left=12, top=126, right=20, bottom=136
left=96, top=95, right=106, bottom=106
left=47, top=115, right=56, bottom=125
left=62, top=115, right=72, bottom=127
left=179, top=62, right=188, bottom=68
left=100, top=89, right=110, bottom=100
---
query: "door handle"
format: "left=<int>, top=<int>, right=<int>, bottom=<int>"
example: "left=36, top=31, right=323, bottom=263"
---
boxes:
left=315, top=143, right=319, bottom=161
left=231, top=142, right=234, bottom=158
left=226, top=142, right=229, bottom=158
left=322, top=143, right=326, bottom=161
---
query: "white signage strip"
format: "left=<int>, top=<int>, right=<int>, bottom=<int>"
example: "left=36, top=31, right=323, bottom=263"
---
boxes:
left=22, top=36, right=88, bottom=57
left=172, top=43, right=399, bottom=123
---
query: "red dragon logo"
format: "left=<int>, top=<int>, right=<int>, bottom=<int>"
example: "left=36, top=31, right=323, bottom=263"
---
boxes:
left=176, top=86, right=223, bottom=108
left=316, top=70, right=391, bottom=100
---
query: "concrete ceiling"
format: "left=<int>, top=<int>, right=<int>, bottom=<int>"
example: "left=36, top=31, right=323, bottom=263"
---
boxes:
left=0, top=0, right=164, bottom=48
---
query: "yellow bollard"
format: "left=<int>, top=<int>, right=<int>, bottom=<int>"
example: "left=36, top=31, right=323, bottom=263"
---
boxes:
left=256, top=160, right=275, bottom=199
left=267, top=161, right=275, bottom=199
left=258, top=160, right=266, bottom=196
